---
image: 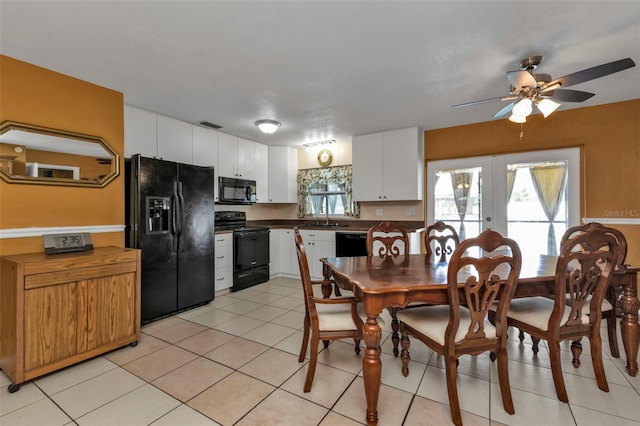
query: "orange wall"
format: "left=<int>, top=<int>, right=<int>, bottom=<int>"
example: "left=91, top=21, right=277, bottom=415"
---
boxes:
left=0, top=55, right=124, bottom=255
left=424, top=99, right=640, bottom=267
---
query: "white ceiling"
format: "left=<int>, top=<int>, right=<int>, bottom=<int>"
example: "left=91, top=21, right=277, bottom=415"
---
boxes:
left=1, top=1, right=639, bottom=148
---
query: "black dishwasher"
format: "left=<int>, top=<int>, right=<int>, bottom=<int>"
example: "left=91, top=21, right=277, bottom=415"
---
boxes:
left=335, top=232, right=368, bottom=257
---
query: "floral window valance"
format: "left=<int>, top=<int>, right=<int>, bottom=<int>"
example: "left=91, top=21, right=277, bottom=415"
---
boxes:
left=297, top=165, right=359, bottom=218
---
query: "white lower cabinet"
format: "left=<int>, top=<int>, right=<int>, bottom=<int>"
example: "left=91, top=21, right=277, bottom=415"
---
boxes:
left=214, top=233, right=233, bottom=292
left=299, top=230, right=336, bottom=279
left=279, top=229, right=299, bottom=277
left=269, top=229, right=281, bottom=277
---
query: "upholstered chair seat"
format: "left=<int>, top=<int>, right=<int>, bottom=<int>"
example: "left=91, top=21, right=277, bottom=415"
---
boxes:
left=316, top=303, right=384, bottom=331
left=397, top=305, right=498, bottom=346
left=492, top=297, right=590, bottom=331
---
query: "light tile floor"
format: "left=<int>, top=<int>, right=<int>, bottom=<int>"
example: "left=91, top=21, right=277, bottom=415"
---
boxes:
left=2, top=277, right=639, bottom=426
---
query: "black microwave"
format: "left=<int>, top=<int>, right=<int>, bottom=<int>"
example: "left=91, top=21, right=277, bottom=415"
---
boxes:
left=218, top=176, right=257, bottom=204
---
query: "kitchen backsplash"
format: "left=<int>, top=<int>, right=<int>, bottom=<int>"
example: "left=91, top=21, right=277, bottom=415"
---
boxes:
left=224, top=200, right=424, bottom=222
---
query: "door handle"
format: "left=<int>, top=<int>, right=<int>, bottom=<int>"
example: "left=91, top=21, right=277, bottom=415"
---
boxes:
left=177, top=181, right=185, bottom=235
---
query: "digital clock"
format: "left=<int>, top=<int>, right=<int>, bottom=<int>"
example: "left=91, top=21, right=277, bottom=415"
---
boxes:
left=42, top=232, right=94, bottom=254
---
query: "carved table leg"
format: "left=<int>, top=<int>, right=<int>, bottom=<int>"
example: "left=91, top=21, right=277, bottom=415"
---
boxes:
left=620, top=283, right=640, bottom=376
left=388, top=307, right=400, bottom=357
left=362, top=314, right=382, bottom=425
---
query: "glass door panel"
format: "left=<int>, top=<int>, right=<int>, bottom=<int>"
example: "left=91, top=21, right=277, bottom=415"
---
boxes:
left=496, top=148, right=579, bottom=257
left=427, top=157, right=493, bottom=240
left=428, top=148, right=580, bottom=256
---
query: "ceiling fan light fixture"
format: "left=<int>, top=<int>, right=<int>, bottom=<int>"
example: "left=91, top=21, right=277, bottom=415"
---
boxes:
left=537, top=98, right=561, bottom=118
left=509, top=113, right=527, bottom=123
left=512, top=98, right=533, bottom=117
left=255, top=119, right=281, bottom=134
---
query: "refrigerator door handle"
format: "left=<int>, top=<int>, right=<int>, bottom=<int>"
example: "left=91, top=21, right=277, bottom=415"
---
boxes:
left=177, top=181, right=185, bottom=236
left=171, top=181, right=179, bottom=251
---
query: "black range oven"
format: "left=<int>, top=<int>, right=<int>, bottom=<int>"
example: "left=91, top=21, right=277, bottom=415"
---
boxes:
left=215, top=211, right=270, bottom=292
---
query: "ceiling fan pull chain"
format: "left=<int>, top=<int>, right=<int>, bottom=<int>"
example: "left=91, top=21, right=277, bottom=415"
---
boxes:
left=520, top=123, right=524, bottom=140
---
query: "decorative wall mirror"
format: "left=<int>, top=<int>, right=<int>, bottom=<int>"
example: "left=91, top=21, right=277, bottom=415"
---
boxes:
left=0, top=121, right=119, bottom=187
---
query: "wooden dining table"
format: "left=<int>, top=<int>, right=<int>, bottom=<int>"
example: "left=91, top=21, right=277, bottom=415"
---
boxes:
left=321, top=253, right=640, bottom=425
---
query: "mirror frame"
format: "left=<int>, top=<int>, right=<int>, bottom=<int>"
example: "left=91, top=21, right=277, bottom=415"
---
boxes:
left=0, top=121, right=120, bottom=188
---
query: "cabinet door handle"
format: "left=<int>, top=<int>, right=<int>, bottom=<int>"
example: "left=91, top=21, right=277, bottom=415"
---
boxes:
left=216, top=256, right=225, bottom=259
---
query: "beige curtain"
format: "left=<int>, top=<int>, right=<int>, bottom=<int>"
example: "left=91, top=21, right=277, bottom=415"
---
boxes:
left=529, top=164, right=567, bottom=255
left=451, top=171, right=473, bottom=240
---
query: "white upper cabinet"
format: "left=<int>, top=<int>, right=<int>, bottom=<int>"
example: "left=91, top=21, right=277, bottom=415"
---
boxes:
left=237, top=137, right=255, bottom=179
left=218, top=133, right=255, bottom=179
left=352, top=132, right=383, bottom=201
left=268, top=146, right=298, bottom=203
left=217, top=132, right=238, bottom=178
left=254, top=142, right=268, bottom=203
left=124, top=105, right=157, bottom=158
left=124, top=105, right=194, bottom=164
left=157, top=115, right=193, bottom=164
left=192, top=125, right=219, bottom=202
left=352, top=126, right=424, bottom=201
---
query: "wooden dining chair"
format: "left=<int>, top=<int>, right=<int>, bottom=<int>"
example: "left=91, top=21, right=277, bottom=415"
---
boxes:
left=293, top=227, right=363, bottom=392
left=366, top=221, right=410, bottom=257
left=365, top=221, right=410, bottom=356
left=492, top=225, right=619, bottom=403
left=425, top=221, right=459, bottom=263
left=397, top=230, right=522, bottom=426
left=516, top=222, right=627, bottom=360
left=561, top=223, right=627, bottom=360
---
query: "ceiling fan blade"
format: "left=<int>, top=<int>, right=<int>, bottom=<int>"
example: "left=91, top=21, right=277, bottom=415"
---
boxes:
left=545, top=89, right=595, bottom=103
left=492, top=101, right=516, bottom=118
left=452, top=96, right=516, bottom=108
left=544, top=58, right=636, bottom=89
left=507, top=70, right=537, bottom=89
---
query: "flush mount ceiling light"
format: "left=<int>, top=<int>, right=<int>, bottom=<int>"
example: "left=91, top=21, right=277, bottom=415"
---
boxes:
left=302, top=139, right=336, bottom=152
left=255, top=119, right=281, bottom=134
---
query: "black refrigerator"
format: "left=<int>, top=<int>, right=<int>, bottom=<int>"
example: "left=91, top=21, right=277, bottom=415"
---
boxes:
left=125, top=155, right=215, bottom=323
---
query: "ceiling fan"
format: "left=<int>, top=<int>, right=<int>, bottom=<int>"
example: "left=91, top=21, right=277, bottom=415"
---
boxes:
left=452, top=56, right=636, bottom=123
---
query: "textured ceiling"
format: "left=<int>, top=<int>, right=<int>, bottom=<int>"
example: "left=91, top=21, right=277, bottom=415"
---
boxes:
left=1, top=1, right=638, bottom=147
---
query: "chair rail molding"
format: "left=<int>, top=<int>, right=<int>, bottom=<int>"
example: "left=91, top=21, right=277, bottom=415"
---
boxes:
left=583, top=218, right=640, bottom=226
left=0, top=225, right=125, bottom=239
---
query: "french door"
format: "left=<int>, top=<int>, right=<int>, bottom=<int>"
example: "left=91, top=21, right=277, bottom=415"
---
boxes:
left=427, top=148, right=580, bottom=257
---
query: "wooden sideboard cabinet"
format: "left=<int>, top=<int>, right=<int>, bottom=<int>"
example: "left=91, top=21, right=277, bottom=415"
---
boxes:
left=0, top=247, right=141, bottom=392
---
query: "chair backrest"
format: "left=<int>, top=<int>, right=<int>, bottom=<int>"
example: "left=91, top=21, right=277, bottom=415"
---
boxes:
left=446, top=229, right=522, bottom=351
left=425, top=221, right=460, bottom=262
left=366, top=222, right=410, bottom=257
left=561, top=222, right=627, bottom=267
left=555, top=224, right=620, bottom=327
left=293, top=227, right=316, bottom=316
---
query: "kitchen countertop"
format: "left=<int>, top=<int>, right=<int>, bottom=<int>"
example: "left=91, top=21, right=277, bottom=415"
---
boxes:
left=245, top=219, right=425, bottom=233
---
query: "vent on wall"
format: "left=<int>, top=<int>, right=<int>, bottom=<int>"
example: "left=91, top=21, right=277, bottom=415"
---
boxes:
left=200, top=121, right=222, bottom=129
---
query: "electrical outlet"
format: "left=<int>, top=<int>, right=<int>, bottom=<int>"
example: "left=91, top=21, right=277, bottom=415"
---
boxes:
left=406, top=208, right=415, bottom=216
left=376, top=208, right=383, bottom=216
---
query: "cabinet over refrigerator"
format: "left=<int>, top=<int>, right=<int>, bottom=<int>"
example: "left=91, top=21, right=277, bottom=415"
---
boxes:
left=125, top=155, right=215, bottom=323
